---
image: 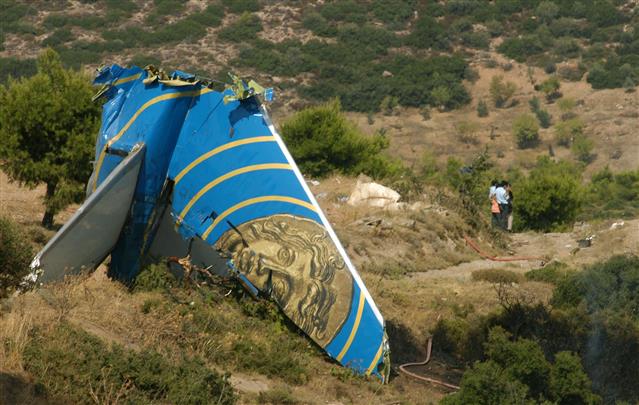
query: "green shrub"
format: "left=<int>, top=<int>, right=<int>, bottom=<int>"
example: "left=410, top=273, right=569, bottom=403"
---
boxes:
left=512, top=113, right=540, bottom=148
left=461, top=31, right=490, bottom=50
left=189, top=4, right=225, bottom=27
left=539, top=75, right=562, bottom=101
left=280, top=99, right=401, bottom=178
left=498, top=35, right=544, bottom=62
left=557, top=97, right=576, bottom=113
left=472, top=269, right=522, bottom=284
left=43, top=14, right=72, bottom=29
left=0, top=57, right=37, bottom=83
left=554, top=117, right=584, bottom=147
left=550, top=351, right=600, bottom=405
left=0, top=0, right=32, bottom=33
left=535, top=108, right=552, bottom=128
left=133, top=262, right=177, bottom=292
left=571, top=135, right=595, bottom=164
left=476, top=99, right=489, bottom=117
left=441, top=360, right=530, bottom=405
left=581, top=167, right=639, bottom=220
left=0, top=216, right=34, bottom=298
left=405, top=15, right=449, bottom=50
left=455, top=121, right=480, bottom=145
left=515, top=157, right=582, bottom=231
left=218, top=12, right=262, bottom=42
left=441, top=325, right=600, bottom=405
left=489, top=75, right=517, bottom=108
left=319, top=0, right=367, bottom=24
left=222, top=0, right=260, bottom=14
left=554, top=37, right=581, bottom=59
left=302, top=12, right=336, bottom=37
left=553, top=255, right=639, bottom=319
left=551, top=255, right=639, bottom=402
left=432, top=317, right=485, bottom=362
left=485, top=327, right=552, bottom=398
left=42, top=28, right=74, bottom=47
left=525, top=262, right=573, bottom=284
left=146, top=0, right=187, bottom=26
left=371, top=0, right=414, bottom=29
left=528, top=96, right=541, bottom=112
left=23, top=323, right=236, bottom=404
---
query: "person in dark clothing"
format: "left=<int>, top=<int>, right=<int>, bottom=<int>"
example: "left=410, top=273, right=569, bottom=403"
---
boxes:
left=506, top=182, right=514, bottom=232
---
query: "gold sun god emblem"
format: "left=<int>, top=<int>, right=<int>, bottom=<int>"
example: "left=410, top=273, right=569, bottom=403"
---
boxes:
left=216, top=214, right=354, bottom=347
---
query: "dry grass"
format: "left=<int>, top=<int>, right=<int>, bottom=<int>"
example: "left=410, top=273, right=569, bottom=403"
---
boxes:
left=0, top=309, right=32, bottom=372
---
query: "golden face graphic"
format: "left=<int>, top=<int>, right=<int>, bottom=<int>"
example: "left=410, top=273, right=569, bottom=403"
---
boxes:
left=216, top=214, right=353, bottom=347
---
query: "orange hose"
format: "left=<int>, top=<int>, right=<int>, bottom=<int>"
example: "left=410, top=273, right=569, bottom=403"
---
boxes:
left=398, top=337, right=460, bottom=390
left=464, top=235, right=545, bottom=262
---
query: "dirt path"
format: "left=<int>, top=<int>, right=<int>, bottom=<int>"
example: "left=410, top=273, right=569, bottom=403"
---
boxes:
left=412, top=218, right=639, bottom=281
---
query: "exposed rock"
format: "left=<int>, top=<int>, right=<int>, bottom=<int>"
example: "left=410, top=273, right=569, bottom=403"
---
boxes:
left=347, top=178, right=402, bottom=210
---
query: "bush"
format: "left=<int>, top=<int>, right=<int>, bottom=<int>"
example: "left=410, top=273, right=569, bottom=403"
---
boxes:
left=280, top=99, right=401, bottom=178
left=472, top=269, right=522, bottom=284
left=0, top=57, right=37, bottom=84
left=455, top=121, right=480, bottom=145
left=477, top=99, right=489, bottom=117
left=553, top=37, right=581, bottom=59
left=551, top=255, right=639, bottom=402
left=217, top=12, right=262, bottom=42
left=302, top=12, right=336, bottom=37
left=528, top=96, right=541, bottom=112
left=571, top=135, right=595, bottom=164
left=23, top=323, right=236, bottom=404
left=441, top=360, right=530, bottom=405
left=371, top=0, right=414, bottom=29
left=557, top=97, right=576, bottom=113
left=0, top=216, right=34, bottom=298
left=581, top=167, right=639, bottom=220
left=552, top=255, right=639, bottom=319
left=539, top=75, right=562, bottom=101
left=497, top=35, right=544, bottom=62
left=319, top=0, right=367, bottom=24
left=405, top=15, right=449, bottom=50
left=525, top=261, right=573, bottom=284
left=512, top=113, right=540, bottom=148
left=42, top=28, right=74, bottom=47
left=133, top=262, right=177, bottom=292
left=515, top=157, right=582, bottom=231
left=443, top=326, right=599, bottom=404
left=554, top=117, right=584, bottom=147
left=222, top=0, right=260, bottom=13
left=489, top=75, right=517, bottom=108
left=536, top=109, right=552, bottom=128
left=461, top=31, right=490, bottom=49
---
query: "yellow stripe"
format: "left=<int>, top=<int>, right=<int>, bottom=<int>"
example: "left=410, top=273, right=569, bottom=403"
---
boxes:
left=173, top=136, right=275, bottom=185
left=365, top=340, right=385, bottom=376
left=177, top=163, right=292, bottom=222
left=201, top=195, right=316, bottom=241
left=113, top=73, right=142, bottom=86
left=92, top=87, right=213, bottom=191
left=336, top=293, right=366, bottom=362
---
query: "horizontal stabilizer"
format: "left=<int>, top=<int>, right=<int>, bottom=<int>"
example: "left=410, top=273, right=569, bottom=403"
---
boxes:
left=30, top=144, right=145, bottom=283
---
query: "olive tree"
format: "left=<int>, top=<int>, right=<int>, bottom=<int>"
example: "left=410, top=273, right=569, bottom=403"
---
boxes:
left=0, top=49, right=100, bottom=228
